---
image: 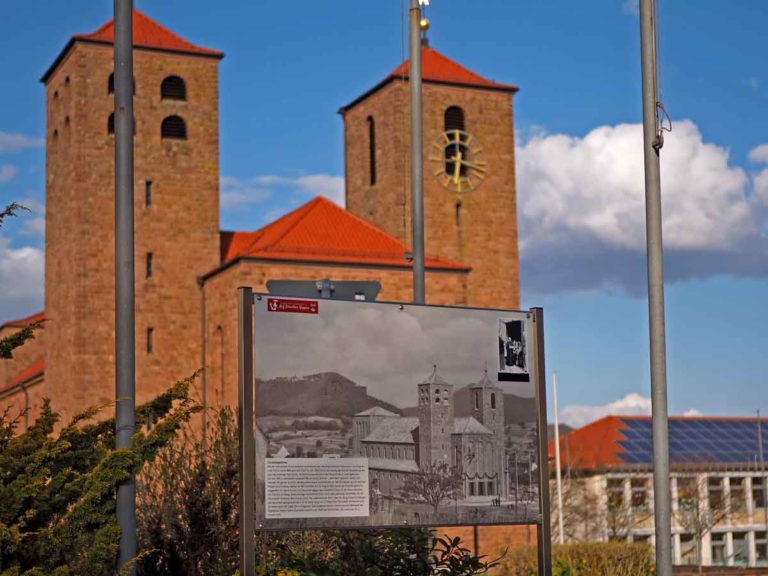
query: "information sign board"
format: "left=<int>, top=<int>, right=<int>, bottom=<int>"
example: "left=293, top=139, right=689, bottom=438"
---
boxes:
left=252, top=295, right=545, bottom=530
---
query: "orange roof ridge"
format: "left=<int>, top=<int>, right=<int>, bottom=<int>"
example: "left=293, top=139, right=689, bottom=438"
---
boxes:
left=42, top=9, right=222, bottom=83
left=0, top=356, right=45, bottom=398
left=340, top=45, right=517, bottom=113
left=1, top=311, right=44, bottom=330
left=217, top=196, right=470, bottom=273
left=74, top=9, right=223, bottom=58
left=390, top=46, right=518, bottom=92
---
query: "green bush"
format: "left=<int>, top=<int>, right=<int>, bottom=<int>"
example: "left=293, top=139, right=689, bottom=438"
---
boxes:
left=501, top=542, right=654, bottom=576
left=0, top=376, right=200, bottom=576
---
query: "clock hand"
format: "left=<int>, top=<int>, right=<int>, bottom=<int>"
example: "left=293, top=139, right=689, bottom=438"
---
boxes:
left=453, top=151, right=462, bottom=184
left=458, top=158, right=486, bottom=172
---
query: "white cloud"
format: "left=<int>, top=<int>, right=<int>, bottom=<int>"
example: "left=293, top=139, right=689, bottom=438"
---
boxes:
left=0, top=131, right=44, bottom=154
left=517, top=120, right=768, bottom=293
left=0, top=235, right=44, bottom=322
left=744, top=77, right=760, bottom=90
left=0, top=164, right=17, bottom=183
left=560, top=393, right=703, bottom=428
left=749, top=144, right=768, bottom=165
left=18, top=198, right=45, bottom=237
left=220, top=173, right=345, bottom=212
left=560, top=393, right=651, bottom=429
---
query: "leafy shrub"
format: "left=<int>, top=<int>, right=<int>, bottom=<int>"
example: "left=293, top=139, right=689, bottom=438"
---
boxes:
left=0, top=377, right=200, bottom=576
left=501, top=542, right=654, bottom=576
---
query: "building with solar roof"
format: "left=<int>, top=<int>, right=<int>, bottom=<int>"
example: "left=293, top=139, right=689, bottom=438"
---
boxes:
left=550, top=415, right=768, bottom=568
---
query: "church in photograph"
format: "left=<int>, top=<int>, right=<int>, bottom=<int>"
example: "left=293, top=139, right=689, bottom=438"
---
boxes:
left=0, top=9, right=521, bottom=432
left=353, top=367, right=507, bottom=503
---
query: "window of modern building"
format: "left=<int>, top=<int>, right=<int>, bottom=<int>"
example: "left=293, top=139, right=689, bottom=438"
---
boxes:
left=607, top=478, right=624, bottom=511
left=730, top=477, right=747, bottom=512
left=754, top=477, right=766, bottom=509
left=161, top=115, right=187, bottom=140
left=680, top=534, right=697, bottom=565
left=146, top=252, right=153, bottom=279
left=631, top=478, right=648, bottom=511
left=711, top=532, right=727, bottom=565
left=733, top=531, right=749, bottom=566
left=147, top=327, right=154, bottom=354
left=756, top=531, right=768, bottom=565
left=367, top=116, right=376, bottom=186
left=161, top=76, right=187, bottom=101
left=145, top=180, right=153, bottom=207
left=677, top=476, right=697, bottom=511
left=709, top=477, right=724, bottom=510
left=108, top=113, right=115, bottom=135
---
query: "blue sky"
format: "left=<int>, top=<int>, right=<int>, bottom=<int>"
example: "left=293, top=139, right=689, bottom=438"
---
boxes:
left=1, top=0, right=767, bottom=426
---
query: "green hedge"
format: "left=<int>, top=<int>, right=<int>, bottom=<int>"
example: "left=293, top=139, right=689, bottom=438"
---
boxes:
left=501, top=543, right=655, bottom=576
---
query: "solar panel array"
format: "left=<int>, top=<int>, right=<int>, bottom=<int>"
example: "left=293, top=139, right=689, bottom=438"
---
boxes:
left=617, top=418, right=768, bottom=466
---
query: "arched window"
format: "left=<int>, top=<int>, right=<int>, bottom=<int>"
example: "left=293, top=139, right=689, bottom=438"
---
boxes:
left=367, top=116, right=376, bottom=186
left=161, top=76, right=186, bottom=101
left=444, top=106, right=468, bottom=177
left=491, top=393, right=496, bottom=409
left=161, top=115, right=187, bottom=140
left=108, top=73, right=114, bottom=95
left=108, top=113, right=115, bottom=135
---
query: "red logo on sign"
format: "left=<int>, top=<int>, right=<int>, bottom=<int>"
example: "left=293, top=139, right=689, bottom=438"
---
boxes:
left=267, top=298, right=319, bottom=314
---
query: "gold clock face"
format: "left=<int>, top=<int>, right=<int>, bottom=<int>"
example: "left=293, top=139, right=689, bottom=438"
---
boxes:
left=429, top=129, right=487, bottom=193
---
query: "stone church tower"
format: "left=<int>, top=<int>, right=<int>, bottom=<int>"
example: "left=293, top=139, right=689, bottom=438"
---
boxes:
left=470, top=370, right=508, bottom=496
left=417, top=366, right=454, bottom=468
left=341, top=46, right=520, bottom=310
left=41, top=11, right=223, bottom=421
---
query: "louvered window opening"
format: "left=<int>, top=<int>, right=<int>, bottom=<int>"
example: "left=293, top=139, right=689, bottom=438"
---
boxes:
left=161, top=116, right=187, bottom=140
left=161, top=76, right=187, bottom=101
left=444, top=106, right=467, bottom=177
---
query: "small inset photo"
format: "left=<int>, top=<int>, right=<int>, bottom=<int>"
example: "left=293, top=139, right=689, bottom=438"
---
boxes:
left=498, top=319, right=529, bottom=382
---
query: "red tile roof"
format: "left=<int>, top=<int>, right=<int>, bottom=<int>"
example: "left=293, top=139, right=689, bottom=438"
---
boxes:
left=341, top=46, right=517, bottom=112
left=42, top=10, right=222, bottom=83
left=0, top=356, right=45, bottom=398
left=1, top=311, right=44, bottom=331
left=548, top=416, right=627, bottom=471
left=218, top=196, right=470, bottom=272
left=390, top=47, right=518, bottom=92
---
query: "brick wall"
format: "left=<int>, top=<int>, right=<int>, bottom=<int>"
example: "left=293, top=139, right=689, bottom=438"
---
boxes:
left=43, top=42, right=220, bottom=423
left=343, top=79, right=520, bottom=310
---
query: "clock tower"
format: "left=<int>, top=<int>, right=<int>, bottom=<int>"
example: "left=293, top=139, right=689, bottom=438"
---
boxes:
left=340, top=46, right=520, bottom=309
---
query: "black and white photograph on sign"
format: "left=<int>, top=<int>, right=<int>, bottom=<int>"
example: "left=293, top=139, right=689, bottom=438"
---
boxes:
left=498, top=319, right=530, bottom=382
left=253, top=296, right=540, bottom=530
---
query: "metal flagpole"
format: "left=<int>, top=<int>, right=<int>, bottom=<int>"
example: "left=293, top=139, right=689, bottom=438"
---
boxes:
left=553, top=372, right=564, bottom=544
left=238, top=288, right=256, bottom=576
left=409, top=0, right=425, bottom=304
left=758, top=410, right=767, bottom=531
left=639, top=1, right=672, bottom=574
left=114, top=1, right=137, bottom=573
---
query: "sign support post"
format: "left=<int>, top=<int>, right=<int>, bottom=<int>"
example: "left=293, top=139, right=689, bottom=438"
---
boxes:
left=532, top=308, right=552, bottom=576
left=238, top=287, right=256, bottom=576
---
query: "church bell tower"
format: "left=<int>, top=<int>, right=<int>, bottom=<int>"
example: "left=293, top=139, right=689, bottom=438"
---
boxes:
left=340, top=45, right=520, bottom=310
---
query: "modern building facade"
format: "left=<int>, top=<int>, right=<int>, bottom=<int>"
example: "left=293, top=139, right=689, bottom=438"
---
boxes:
left=551, top=415, right=768, bottom=567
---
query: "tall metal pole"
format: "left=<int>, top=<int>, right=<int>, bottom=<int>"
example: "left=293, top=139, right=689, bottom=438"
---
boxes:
left=553, top=372, right=565, bottom=545
left=532, top=308, right=552, bottom=576
left=758, top=410, right=767, bottom=531
left=409, top=0, right=425, bottom=304
left=639, top=1, right=672, bottom=574
left=238, top=288, right=256, bottom=576
left=114, top=1, right=136, bottom=574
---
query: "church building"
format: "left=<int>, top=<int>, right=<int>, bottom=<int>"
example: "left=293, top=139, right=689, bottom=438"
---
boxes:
left=0, top=10, right=521, bottom=432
